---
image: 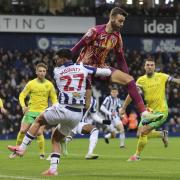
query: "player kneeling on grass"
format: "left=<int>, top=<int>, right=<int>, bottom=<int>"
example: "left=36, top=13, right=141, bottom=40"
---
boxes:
left=7, top=48, right=111, bottom=176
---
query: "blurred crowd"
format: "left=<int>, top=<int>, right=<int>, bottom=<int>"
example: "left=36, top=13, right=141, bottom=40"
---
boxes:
left=0, top=0, right=180, bottom=17
left=0, top=48, right=179, bottom=135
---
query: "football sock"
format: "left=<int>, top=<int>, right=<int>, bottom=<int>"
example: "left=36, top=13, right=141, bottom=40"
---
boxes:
left=135, top=135, right=147, bottom=156
left=87, top=128, right=99, bottom=155
left=37, top=134, right=45, bottom=155
left=119, top=132, right=125, bottom=147
left=127, top=80, right=146, bottom=113
left=147, top=130, right=162, bottom=138
left=50, top=153, right=60, bottom=171
left=16, top=132, right=25, bottom=145
left=20, top=132, right=35, bottom=151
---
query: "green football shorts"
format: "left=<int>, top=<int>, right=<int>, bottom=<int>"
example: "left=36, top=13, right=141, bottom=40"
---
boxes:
left=139, top=111, right=168, bottom=129
left=22, top=111, right=41, bottom=124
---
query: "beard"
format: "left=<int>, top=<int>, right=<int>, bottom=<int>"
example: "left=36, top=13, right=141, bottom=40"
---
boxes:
left=147, top=71, right=154, bottom=77
left=111, top=21, right=121, bottom=32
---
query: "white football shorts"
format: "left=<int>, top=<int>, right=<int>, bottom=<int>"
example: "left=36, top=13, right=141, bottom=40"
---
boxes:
left=44, top=103, right=83, bottom=136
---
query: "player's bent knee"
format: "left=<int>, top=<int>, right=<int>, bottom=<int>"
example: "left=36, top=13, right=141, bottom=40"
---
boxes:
left=82, top=124, right=94, bottom=134
left=35, top=113, right=47, bottom=126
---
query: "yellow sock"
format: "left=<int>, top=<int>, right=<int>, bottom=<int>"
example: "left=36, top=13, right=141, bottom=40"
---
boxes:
left=37, top=134, right=45, bottom=155
left=135, top=135, right=147, bottom=156
left=147, top=130, right=161, bottom=138
left=16, top=132, right=25, bottom=145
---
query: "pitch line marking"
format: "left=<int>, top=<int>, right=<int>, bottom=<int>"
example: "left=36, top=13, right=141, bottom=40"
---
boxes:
left=0, top=174, right=49, bottom=180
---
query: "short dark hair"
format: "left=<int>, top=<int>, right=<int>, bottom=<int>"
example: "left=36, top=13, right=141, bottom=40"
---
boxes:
left=111, top=86, right=118, bottom=91
left=110, top=7, right=128, bottom=18
left=36, top=62, right=48, bottom=70
left=56, top=48, right=72, bottom=59
left=145, top=57, right=155, bottom=63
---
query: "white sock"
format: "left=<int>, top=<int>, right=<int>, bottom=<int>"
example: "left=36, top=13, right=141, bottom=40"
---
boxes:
left=19, top=132, right=35, bottom=151
left=119, top=132, right=125, bottom=147
left=50, top=153, right=60, bottom=172
left=105, top=133, right=111, bottom=139
left=87, top=129, right=99, bottom=155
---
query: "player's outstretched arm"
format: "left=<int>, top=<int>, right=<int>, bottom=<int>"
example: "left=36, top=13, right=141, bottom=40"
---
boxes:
left=120, top=95, right=132, bottom=117
left=170, top=77, right=180, bottom=85
left=19, top=83, right=31, bottom=114
left=84, top=65, right=111, bottom=77
left=120, top=84, right=143, bottom=116
left=95, top=68, right=111, bottom=77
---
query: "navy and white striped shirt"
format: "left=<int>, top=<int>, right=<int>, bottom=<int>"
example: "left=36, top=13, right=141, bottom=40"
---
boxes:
left=100, top=95, right=122, bottom=120
left=54, top=61, right=111, bottom=106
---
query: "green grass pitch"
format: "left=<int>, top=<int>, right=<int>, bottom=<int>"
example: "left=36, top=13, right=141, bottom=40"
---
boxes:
left=0, top=137, right=180, bottom=180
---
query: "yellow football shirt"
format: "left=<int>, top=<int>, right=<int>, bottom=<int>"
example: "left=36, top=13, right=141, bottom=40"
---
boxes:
left=19, top=78, right=58, bottom=112
left=136, top=72, right=169, bottom=112
left=0, top=98, right=3, bottom=108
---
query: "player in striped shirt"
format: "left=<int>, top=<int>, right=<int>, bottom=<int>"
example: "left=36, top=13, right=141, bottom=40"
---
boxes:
left=8, top=49, right=111, bottom=176
left=100, top=87, right=125, bottom=148
left=72, top=7, right=162, bottom=126
left=9, top=63, right=58, bottom=159
left=120, top=57, right=180, bottom=161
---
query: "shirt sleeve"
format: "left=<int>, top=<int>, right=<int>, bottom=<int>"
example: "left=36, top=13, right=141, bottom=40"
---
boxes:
left=19, top=82, right=31, bottom=108
left=83, top=65, right=111, bottom=76
left=159, top=73, right=169, bottom=83
left=136, top=77, right=144, bottom=94
left=71, top=27, right=97, bottom=55
left=136, top=77, right=143, bottom=88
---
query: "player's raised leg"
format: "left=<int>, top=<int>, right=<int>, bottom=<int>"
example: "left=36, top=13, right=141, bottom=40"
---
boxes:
left=111, top=70, right=163, bottom=123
